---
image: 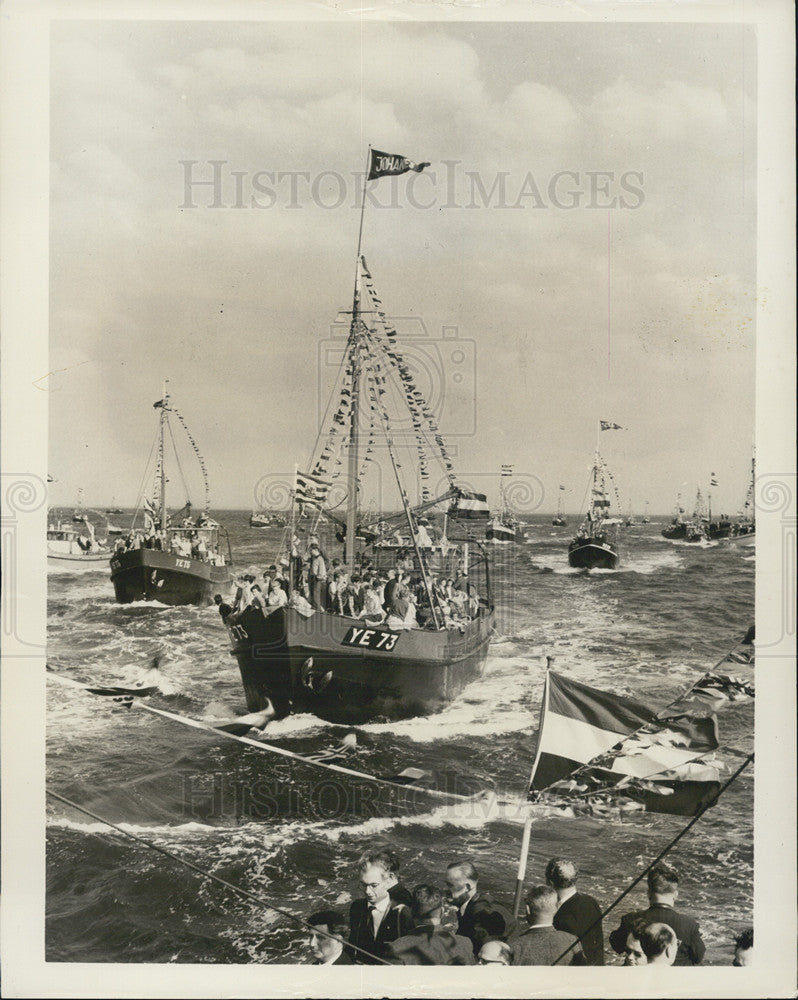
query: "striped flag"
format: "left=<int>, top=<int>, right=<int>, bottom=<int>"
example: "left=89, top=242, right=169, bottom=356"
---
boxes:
left=528, top=672, right=735, bottom=816
left=449, top=489, right=490, bottom=520
left=295, top=470, right=332, bottom=508
left=600, top=420, right=624, bottom=431
left=528, top=672, right=656, bottom=793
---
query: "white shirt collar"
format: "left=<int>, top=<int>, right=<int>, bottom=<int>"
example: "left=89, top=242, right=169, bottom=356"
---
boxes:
left=371, top=894, right=391, bottom=916
left=527, top=921, right=553, bottom=930
left=320, top=945, right=343, bottom=965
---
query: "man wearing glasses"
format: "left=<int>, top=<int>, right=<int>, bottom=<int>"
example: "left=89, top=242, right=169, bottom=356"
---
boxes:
left=347, top=851, right=413, bottom=964
left=477, top=940, right=513, bottom=966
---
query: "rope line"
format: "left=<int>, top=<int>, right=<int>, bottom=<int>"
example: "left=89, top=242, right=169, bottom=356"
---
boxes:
left=45, top=789, right=391, bottom=965
left=548, top=750, right=754, bottom=966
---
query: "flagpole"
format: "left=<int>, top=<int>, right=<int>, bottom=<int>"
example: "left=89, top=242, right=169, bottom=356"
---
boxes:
left=344, top=147, right=371, bottom=568
left=513, top=659, right=552, bottom=918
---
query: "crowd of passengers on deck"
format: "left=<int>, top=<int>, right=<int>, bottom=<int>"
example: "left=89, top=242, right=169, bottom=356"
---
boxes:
left=219, top=533, right=481, bottom=631
left=112, top=512, right=224, bottom=565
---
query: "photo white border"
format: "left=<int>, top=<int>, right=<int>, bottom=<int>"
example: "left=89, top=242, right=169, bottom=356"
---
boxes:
left=1, top=1, right=794, bottom=997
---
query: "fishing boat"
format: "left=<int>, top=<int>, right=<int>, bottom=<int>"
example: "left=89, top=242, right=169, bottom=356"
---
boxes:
left=109, top=387, right=233, bottom=605
left=48, top=515, right=110, bottom=568
left=642, top=501, right=651, bottom=524
left=703, top=474, right=732, bottom=541
left=661, top=494, right=689, bottom=540
left=568, top=423, right=623, bottom=569
left=226, top=155, right=495, bottom=724
left=249, top=511, right=272, bottom=528
left=682, top=488, right=708, bottom=543
left=624, top=502, right=636, bottom=528
left=730, top=455, right=756, bottom=540
left=485, top=466, right=520, bottom=543
left=105, top=497, right=123, bottom=515
left=551, top=486, right=567, bottom=527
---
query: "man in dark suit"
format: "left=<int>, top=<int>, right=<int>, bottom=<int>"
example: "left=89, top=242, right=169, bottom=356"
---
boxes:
left=512, top=886, right=582, bottom=966
left=347, top=851, right=414, bottom=964
left=444, top=859, right=515, bottom=956
left=608, top=863, right=706, bottom=966
left=385, top=885, right=475, bottom=965
left=545, top=857, right=605, bottom=965
left=307, top=910, right=353, bottom=965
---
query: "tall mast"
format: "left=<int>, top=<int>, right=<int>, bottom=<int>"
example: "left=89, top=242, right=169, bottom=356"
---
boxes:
left=345, top=148, right=371, bottom=567
left=159, top=381, right=169, bottom=534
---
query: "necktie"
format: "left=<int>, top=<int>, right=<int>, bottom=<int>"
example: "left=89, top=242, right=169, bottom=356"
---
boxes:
left=368, top=904, right=380, bottom=939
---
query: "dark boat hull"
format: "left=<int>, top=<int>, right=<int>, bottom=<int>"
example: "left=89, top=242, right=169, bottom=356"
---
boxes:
left=551, top=517, right=567, bottom=527
left=226, top=605, right=495, bottom=723
left=568, top=536, right=619, bottom=569
left=661, top=523, right=687, bottom=540
left=110, top=548, right=232, bottom=606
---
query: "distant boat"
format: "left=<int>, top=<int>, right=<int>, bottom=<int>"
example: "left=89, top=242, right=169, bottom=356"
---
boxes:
left=250, top=511, right=271, bottom=528
left=48, top=515, right=109, bottom=567
left=624, top=502, right=636, bottom=528
left=683, top=487, right=709, bottom=543
left=110, top=386, right=233, bottom=605
left=661, top=494, right=689, bottom=540
left=568, top=424, right=622, bottom=569
left=552, top=486, right=567, bottom=527
left=642, top=501, right=651, bottom=524
left=730, top=454, right=756, bottom=541
left=486, top=467, right=519, bottom=543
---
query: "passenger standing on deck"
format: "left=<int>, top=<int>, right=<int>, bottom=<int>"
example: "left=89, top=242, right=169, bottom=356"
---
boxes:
left=545, top=857, right=604, bottom=965
left=347, top=852, right=414, bottom=964
left=385, top=885, right=475, bottom=965
left=382, top=569, right=398, bottom=614
left=511, top=886, right=582, bottom=966
left=307, top=543, right=327, bottom=611
left=608, top=863, right=705, bottom=966
left=444, top=860, right=515, bottom=957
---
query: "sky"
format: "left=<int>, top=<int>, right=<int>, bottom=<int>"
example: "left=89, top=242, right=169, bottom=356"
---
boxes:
left=47, top=17, right=757, bottom=516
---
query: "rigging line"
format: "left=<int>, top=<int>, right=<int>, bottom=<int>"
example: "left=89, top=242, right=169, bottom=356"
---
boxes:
left=548, top=751, right=754, bottom=967
left=45, top=789, right=392, bottom=966
left=131, top=429, right=161, bottom=529
left=165, top=417, right=192, bottom=508
left=171, top=407, right=210, bottom=512
left=307, top=348, right=351, bottom=477
left=133, top=699, right=475, bottom=802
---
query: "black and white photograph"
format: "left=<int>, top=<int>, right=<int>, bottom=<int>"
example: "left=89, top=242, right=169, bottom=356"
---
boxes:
left=0, top=1, right=794, bottom=997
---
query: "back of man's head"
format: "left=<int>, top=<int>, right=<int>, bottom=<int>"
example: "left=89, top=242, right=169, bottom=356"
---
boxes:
left=472, top=907, right=508, bottom=946
left=525, top=885, right=558, bottom=925
left=640, top=922, right=678, bottom=965
left=545, top=858, right=578, bottom=891
left=478, top=940, right=513, bottom=966
left=308, top=909, right=348, bottom=938
left=411, top=884, right=443, bottom=922
left=647, top=863, right=679, bottom=900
